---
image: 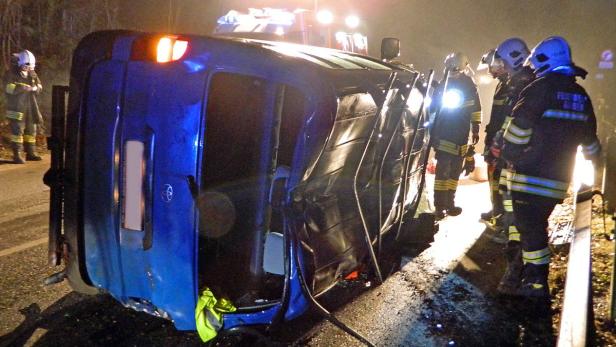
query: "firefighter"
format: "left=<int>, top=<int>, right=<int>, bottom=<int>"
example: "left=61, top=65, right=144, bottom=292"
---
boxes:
left=479, top=48, right=508, bottom=229
left=432, top=52, right=481, bottom=219
left=5, top=50, right=44, bottom=164
left=501, top=36, right=600, bottom=299
left=489, top=38, right=536, bottom=294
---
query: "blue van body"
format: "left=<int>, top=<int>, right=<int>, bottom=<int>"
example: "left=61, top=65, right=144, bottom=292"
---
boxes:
left=47, top=30, right=430, bottom=333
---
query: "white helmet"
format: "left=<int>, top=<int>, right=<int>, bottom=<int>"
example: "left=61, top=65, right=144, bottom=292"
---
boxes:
left=444, top=52, right=469, bottom=72
left=496, top=38, right=529, bottom=73
left=478, top=49, right=506, bottom=78
left=17, top=50, right=35, bottom=70
left=526, top=36, right=572, bottom=77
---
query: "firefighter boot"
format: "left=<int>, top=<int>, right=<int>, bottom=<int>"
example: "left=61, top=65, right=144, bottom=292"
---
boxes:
left=480, top=211, right=494, bottom=221
left=497, top=243, right=523, bottom=295
left=517, top=263, right=550, bottom=299
left=446, top=190, right=463, bottom=216
left=12, top=143, right=25, bottom=164
left=25, top=143, right=42, bottom=161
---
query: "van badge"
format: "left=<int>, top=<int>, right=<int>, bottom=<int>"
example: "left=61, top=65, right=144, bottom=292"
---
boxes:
left=162, top=184, right=174, bottom=202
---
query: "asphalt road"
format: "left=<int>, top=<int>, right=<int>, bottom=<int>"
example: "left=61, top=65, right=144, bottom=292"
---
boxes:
left=0, top=157, right=554, bottom=347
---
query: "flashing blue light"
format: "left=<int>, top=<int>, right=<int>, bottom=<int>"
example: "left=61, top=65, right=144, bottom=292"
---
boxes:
left=183, top=60, right=206, bottom=73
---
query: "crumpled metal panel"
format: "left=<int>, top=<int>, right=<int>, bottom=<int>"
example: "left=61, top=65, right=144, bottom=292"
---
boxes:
left=295, top=76, right=425, bottom=294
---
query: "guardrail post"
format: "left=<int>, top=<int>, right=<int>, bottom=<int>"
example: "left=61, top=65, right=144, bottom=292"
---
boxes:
left=557, top=188, right=594, bottom=347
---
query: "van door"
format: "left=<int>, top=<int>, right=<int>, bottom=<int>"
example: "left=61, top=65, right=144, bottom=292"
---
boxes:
left=81, top=58, right=207, bottom=330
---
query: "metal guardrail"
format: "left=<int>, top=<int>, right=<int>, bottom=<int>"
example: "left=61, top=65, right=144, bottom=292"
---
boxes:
left=557, top=190, right=594, bottom=347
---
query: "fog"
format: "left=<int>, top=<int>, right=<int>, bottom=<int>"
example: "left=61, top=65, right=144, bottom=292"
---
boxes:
left=124, top=0, right=615, bottom=97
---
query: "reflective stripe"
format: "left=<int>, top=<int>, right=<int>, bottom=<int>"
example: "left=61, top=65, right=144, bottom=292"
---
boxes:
left=542, top=109, right=588, bottom=121
left=510, top=183, right=567, bottom=199
left=439, top=140, right=458, bottom=148
left=436, top=140, right=467, bottom=156
left=510, top=173, right=568, bottom=199
left=434, top=180, right=449, bottom=191
left=23, top=135, right=36, bottom=143
left=471, top=111, right=482, bottom=123
left=508, top=225, right=520, bottom=241
left=511, top=174, right=569, bottom=190
left=503, top=122, right=532, bottom=145
left=500, top=116, right=513, bottom=130
left=6, top=110, right=24, bottom=120
left=11, top=135, right=23, bottom=143
left=507, top=122, right=533, bottom=137
left=493, top=98, right=506, bottom=106
left=503, top=131, right=530, bottom=145
left=6, top=83, right=16, bottom=94
left=437, top=140, right=461, bottom=155
left=447, top=179, right=459, bottom=190
left=503, top=199, right=513, bottom=212
left=462, top=100, right=475, bottom=107
left=523, top=248, right=551, bottom=265
left=460, top=144, right=469, bottom=156
left=582, top=140, right=600, bottom=156
left=499, top=169, right=509, bottom=187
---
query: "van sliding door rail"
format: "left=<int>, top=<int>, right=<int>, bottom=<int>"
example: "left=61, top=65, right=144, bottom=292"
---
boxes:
left=395, top=69, right=435, bottom=240
left=353, top=72, right=397, bottom=284
left=377, top=73, right=419, bottom=256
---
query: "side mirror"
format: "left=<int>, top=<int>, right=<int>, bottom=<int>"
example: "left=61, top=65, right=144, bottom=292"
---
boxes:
left=381, top=38, right=400, bottom=62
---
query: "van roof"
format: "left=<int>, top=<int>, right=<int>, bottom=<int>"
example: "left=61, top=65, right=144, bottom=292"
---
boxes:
left=218, top=36, right=395, bottom=71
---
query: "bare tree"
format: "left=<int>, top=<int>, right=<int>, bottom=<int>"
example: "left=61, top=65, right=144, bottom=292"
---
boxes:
left=0, top=0, right=23, bottom=70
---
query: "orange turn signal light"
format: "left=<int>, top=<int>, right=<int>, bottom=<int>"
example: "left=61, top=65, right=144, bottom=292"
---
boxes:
left=156, top=36, right=189, bottom=63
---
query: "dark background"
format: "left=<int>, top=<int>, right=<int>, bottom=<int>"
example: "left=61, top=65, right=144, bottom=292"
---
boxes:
left=120, top=0, right=616, bottom=101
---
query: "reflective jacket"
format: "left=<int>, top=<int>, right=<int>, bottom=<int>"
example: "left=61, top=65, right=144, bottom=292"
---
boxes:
left=432, top=72, right=481, bottom=155
left=4, top=68, right=43, bottom=123
left=502, top=69, right=600, bottom=201
left=497, top=66, right=535, bottom=132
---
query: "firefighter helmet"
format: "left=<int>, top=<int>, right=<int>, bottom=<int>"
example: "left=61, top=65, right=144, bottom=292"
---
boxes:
left=444, top=52, right=469, bottom=72
left=478, top=49, right=506, bottom=79
left=17, top=50, right=35, bottom=70
left=496, top=38, right=529, bottom=73
left=526, top=36, right=572, bottom=77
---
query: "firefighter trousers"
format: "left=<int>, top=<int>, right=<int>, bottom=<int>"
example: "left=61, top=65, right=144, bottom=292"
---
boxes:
left=512, top=195, right=557, bottom=268
left=488, top=160, right=504, bottom=216
left=9, top=118, right=37, bottom=146
left=434, top=151, right=464, bottom=210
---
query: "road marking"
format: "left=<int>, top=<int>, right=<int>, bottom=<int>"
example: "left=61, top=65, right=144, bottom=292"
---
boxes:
left=0, top=237, right=47, bottom=258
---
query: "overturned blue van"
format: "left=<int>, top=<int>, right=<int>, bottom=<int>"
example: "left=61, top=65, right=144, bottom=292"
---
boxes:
left=45, top=30, right=432, bottom=340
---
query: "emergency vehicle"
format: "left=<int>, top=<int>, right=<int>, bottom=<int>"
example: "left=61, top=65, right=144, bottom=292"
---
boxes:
left=44, top=30, right=431, bottom=341
left=214, top=8, right=368, bottom=55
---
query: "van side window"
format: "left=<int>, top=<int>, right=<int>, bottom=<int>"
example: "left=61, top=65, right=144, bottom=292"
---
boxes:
left=277, top=85, right=305, bottom=167
left=202, top=73, right=268, bottom=188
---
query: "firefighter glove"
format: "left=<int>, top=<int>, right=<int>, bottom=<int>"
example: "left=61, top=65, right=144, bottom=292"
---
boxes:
left=472, top=132, right=480, bottom=145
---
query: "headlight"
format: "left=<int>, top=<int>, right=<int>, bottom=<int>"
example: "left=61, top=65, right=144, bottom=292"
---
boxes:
left=442, top=89, right=463, bottom=109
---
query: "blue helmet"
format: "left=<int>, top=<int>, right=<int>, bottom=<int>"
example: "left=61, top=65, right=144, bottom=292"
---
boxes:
left=526, top=36, right=572, bottom=77
left=496, top=38, right=529, bottom=73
